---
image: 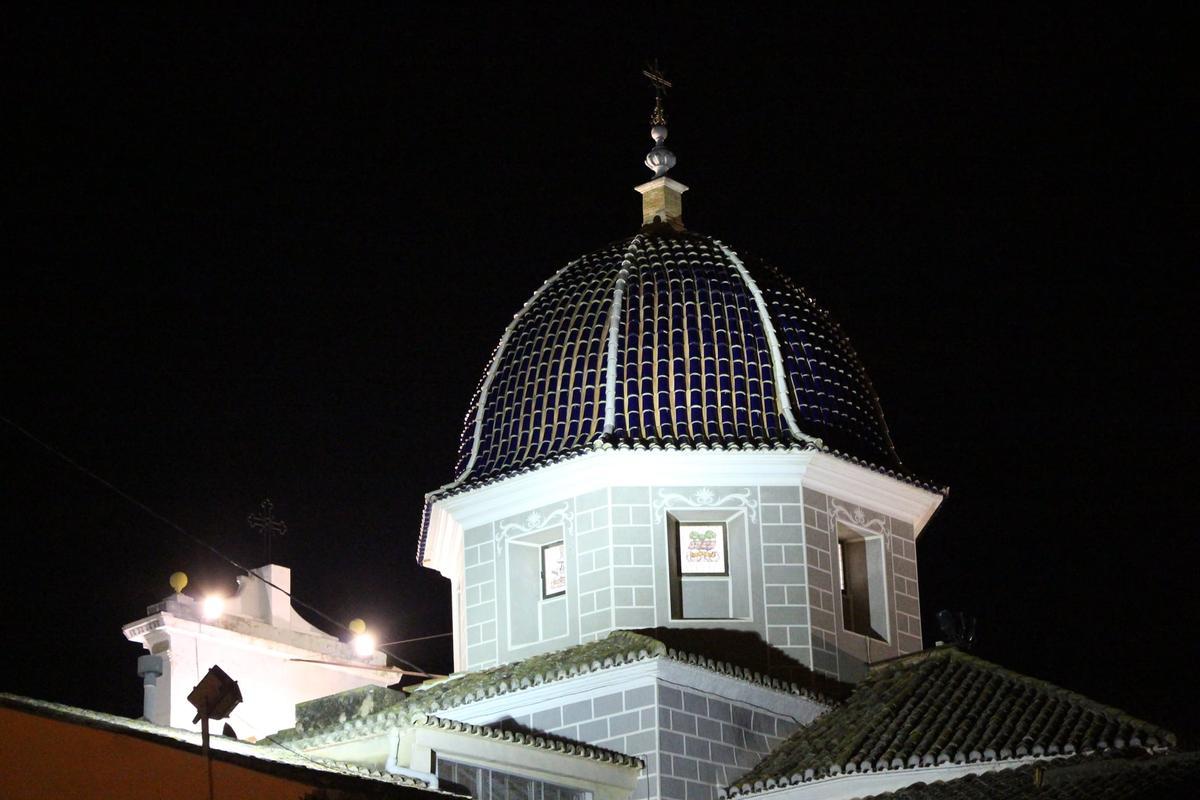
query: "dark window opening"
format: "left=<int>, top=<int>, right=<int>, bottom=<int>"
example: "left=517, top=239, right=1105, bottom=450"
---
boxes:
left=837, top=527, right=888, bottom=641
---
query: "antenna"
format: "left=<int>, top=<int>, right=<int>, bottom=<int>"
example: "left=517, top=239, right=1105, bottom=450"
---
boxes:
left=937, top=609, right=978, bottom=650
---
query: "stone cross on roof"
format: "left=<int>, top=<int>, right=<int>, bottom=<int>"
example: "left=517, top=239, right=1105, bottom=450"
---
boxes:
left=247, top=498, right=287, bottom=563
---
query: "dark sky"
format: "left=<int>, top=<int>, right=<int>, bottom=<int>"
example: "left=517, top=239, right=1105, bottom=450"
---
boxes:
left=4, top=7, right=1195, bottom=744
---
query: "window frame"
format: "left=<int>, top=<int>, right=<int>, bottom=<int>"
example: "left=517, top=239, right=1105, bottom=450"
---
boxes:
left=540, top=540, right=567, bottom=599
left=835, top=521, right=891, bottom=643
left=664, top=510, right=751, bottom=622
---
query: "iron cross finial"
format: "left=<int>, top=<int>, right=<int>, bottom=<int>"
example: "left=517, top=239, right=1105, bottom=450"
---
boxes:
left=642, top=61, right=673, bottom=126
left=248, top=498, right=287, bottom=563
left=642, top=60, right=673, bottom=96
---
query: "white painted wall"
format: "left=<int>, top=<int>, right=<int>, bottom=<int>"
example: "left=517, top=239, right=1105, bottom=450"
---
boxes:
left=123, top=564, right=401, bottom=740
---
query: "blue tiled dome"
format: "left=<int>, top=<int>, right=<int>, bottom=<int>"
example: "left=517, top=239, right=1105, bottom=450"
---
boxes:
left=443, top=228, right=901, bottom=490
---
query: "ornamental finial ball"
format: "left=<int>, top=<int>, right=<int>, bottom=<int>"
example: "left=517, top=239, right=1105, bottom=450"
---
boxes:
left=651, top=124, right=668, bottom=144
left=348, top=618, right=366, bottom=635
left=169, top=571, right=188, bottom=593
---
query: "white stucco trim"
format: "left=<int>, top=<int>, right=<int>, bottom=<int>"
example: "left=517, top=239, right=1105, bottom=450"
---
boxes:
left=431, top=657, right=824, bottom=730
left=296, top=716, right=636, bottom=800
left=423, top=448, right=942, bottom=578
left=805, top=452, right=943, bottom=534
left=603, top=237, right=641, bottom=434
left=405, top=725, right=638, bottom=800
left=717, top=242, right=820, bottom=448
left=124, top=611, right=400, bottom=739
left=724, top=756, right=1061, bottom=800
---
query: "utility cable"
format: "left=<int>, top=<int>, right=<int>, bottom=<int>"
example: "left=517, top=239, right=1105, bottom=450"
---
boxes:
left=1, top=413, right=434, bottom=675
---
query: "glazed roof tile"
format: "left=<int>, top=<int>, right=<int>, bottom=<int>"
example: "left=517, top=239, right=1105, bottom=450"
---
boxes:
left=727, top=647, right=1175, bottom=795
left=422, top=228, right=942, bottom=561
left=454, top=230, right=897, bottom=475
left=858, top=751, right=1200, bottom=800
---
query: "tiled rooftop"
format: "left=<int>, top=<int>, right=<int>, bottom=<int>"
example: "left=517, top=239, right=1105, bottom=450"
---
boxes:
left=858, top=750, right=1200, bottom=799
left=417, top=714, right=645, bottom=768
left=402, top=630, right=833, bottom=712
left=288, top=630, right=835, bottom=746
left=727, top=647, right=1175, bottom=795
left=422, top=228, right=938, bottom=561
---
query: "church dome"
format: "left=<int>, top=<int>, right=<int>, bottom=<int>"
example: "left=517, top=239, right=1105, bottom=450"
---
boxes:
left=443, top=226, right=901, bottom=491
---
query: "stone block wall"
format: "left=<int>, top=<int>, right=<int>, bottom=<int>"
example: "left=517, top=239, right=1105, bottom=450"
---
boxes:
left=654, top=684, right=795, bottom=800
left=576, top=489, right=615, bottom=641
left=463, top=522, right=499, bottom=668
left=486, top=677, right=801, bottom=800
left=506, top=682, right=660, bottom=800
left=758, top=485, right=811, bottom=671
left=889, top=519, right=922, bottom=650
left=609, top=487, right=658, bottom=634
left=802, top=488, right=922, bottom=681
left=460, top=482, right=921, bottom=682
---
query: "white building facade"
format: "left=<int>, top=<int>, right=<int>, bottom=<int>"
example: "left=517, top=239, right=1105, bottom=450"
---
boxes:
left=424, top=449, right=939, bottom=684
left=114, top=95, right=1190, bottom=800
left=124, top=564, right=400, bottom=740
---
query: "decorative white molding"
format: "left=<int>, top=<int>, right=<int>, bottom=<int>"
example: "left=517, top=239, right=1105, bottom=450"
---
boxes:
left=829, top=499, right=887, bottom=536
left=430, top=449, right=939, bottom=537
left=495, top=503, right=574, bottom=548
left=124, top=618, right=164, bottom=638
left=653, top=487, right=759, bottom=523
left=718, top=242, right=821, bottom=449
left=424, top=449, right=942, bottom=580
left=603, top=237, right=641, bottom=435
left=805, top=452, right=943, bottom=536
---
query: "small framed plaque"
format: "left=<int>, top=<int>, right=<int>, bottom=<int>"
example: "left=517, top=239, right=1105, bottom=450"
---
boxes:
left=677, top=522, right=728, bottom=575
left=541, top=541, right=567, bottom=597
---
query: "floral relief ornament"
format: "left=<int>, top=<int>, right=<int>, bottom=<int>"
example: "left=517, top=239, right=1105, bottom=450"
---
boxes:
left=494, top=503, right=574, bottom=550
left=652, top=487, right=758, bottom=522
left=829, top=498, right=887, bottom=536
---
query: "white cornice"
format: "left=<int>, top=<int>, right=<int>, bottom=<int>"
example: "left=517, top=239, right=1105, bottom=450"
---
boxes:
left=123, top=612, right=397, bottom=680
left=425, top=449, right=942, bottom=574
left=633, top=176, right=690, bottom=195
left=437, top=657, right=823, bottom=730
left=805, top=452, right=943, bottom=535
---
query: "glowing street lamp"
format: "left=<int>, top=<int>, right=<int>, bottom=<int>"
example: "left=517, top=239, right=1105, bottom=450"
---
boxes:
left=353, top=631, right=377, bottom=657
left=201, top=594, right=225, bottom=621
left=348, top=618, right=375, bottom=657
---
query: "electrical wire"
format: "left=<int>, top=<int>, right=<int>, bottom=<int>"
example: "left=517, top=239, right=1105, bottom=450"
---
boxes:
left=377, top=631, right=453, bottom=646
left=1, top=413, right=435, bottom=675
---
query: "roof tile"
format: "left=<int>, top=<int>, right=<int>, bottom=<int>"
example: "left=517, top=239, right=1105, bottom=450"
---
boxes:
left=858, top=751, right=1200, bottom=799
left=727, top=647, right=1176, bottom=795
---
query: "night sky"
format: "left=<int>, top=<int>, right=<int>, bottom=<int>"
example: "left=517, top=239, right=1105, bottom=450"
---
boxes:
left=4, top=8, right=1195, bottom=745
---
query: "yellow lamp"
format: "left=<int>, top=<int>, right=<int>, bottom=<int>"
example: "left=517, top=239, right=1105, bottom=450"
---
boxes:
left=348, top=618, right=366, bottom=635
left=169, top=571, right=188, bottom=593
